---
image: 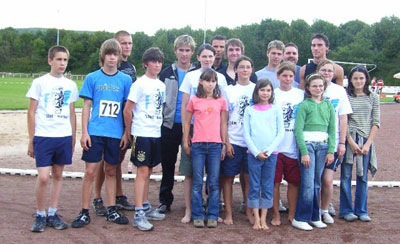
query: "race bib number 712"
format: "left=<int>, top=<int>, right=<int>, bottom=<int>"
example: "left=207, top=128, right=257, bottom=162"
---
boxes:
left=99, top=100, right=120, bottom=118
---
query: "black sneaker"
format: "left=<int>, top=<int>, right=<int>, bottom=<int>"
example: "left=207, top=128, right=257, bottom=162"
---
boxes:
left=92, top=198, right=107, bottom=216
left=106, top=208, right=129, bottom=225
left=31, top=214, right=46, bottom=232
left=116, top=195, right=135, bottom=211
left=71, top=211, right=90, bottom=228
left=156, top=204, right=171, bottom=214
left=46, top=213, right=68, bottom=230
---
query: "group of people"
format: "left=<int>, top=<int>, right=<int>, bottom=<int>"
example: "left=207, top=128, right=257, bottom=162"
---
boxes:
left=26, top=30, right=380, bottom=233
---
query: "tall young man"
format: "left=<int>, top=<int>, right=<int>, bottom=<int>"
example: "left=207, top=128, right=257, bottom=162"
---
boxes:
left=256, top=40, right=285, bottom=88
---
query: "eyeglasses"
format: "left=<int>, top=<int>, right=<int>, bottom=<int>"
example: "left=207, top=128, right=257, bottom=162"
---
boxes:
left=319, top=69, right=334, bottom=73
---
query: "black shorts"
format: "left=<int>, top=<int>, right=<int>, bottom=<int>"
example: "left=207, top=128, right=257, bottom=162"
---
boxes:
left=130, top=136, right=162, bottom=168
left=81, top=136, right=121, bottom=165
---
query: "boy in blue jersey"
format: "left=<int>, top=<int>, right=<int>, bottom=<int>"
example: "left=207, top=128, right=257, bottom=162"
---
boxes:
left=71, top=39, right=132, bottom=228
left=123, top=47, right=166, bottom=231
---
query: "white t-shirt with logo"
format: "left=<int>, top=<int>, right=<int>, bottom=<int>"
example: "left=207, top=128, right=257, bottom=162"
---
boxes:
left=226, top=83, right=255, bottom=147
left=26, top=74, right=79, bottom=137
left=128, top=75, right=166, bottom=138
left=179, top=69, right=228, bottom=100
left=323, top=83, right=353, bottom=151
left=274, top=87, right=304, bottom=159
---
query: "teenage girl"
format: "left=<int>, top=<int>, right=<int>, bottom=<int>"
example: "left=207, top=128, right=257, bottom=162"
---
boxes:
left=339, top=66, right=380, bottom=222
left=222, top=56, right=255, bottom=225
left=292, top=74, right=336, bottom=231
left=243, top=78, right=284, bottom=230
left=317, top=60, right=352, bottom=224
left=183, top=69, right=227, bottom=228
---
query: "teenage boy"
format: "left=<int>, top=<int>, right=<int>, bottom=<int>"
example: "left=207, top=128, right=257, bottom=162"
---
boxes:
left=123, top=47, right=166, bottom=231
left=157, top=35, right=197, bottom=213
left=283, top=42, right=301, bottom=88
left=272, top=61, right=304, bottom=226
left=220, top=38, right=258, bottom=85
left=27, top=46, right=79, bottom=232
left=299, top=33, right=344, bottom=88
left=92, top=30, right=136, bottom=216
left=256, top=40, right=285, bottom=88
left=210, top=35, right=227, bottom=72
left=71, top=39, right=131, bottom=228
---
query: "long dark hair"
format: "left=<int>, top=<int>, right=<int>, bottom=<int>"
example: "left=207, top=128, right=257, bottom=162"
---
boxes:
left=196, top=69, right=221, bottom=99
left=252, top=78, right=274, bottom=104
left=347, top=65, right=371, bottom=96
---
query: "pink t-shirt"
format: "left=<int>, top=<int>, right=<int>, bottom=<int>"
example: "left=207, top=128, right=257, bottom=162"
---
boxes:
left=187, top=96, right=227, bottom=143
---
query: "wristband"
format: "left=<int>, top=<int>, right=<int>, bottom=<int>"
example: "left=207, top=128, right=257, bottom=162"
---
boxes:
left=339, top=142, right=345, bottom=145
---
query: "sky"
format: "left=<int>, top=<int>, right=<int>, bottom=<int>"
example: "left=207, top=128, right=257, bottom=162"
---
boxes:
left=1, top=0, right=400, bottom=35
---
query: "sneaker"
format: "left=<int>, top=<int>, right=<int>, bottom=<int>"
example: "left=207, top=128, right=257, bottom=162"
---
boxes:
left=133, top=210, right=154, bottom=231
left=359, top=215, right=371, bottom=222
left=106, top=208, right=129, bottom=225
left=279, top=200, right=287, bottom=212
left=219, top=201, right=225, bottom=212
left=239, top=201, right=246, bottom=214
left=156, top=203, right=171, bottom=214
left=292, top=219, right=313, bottom=231
left=71, top=211, right=90, bottom=228
left=310, top=220, right=327, bottom=229
left=328, top=203, right=336, bottom=216
left=31, top=215, right=46, bottom=232
left=207, top=219, right=217, bottom=228
left=343, top=213, right=358, bottom=222
left=193, top=219, right=205, bottom=228
left=322, top=212, right=334, bottom=224
left=92, top=198, right=107, bottom=216
left=46, top=213, right=68, bottom=230
left=116, top=195, right=135, bottom=211
left=145, top=208, right=166, bottom=221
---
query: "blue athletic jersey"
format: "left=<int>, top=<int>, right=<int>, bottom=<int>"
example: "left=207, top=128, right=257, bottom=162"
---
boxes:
left=79, top=69, right=132, bottom=139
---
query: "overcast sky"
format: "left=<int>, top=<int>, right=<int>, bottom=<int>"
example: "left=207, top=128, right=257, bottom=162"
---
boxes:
left=1, top=0, right=399, bottom=35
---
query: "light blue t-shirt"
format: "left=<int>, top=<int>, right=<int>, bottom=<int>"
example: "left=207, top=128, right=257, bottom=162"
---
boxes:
left=255, top=67, right=280, bottom=89
left=79, top=69, right=132, bottom=139
left=174, top=68, right=188, bottom=123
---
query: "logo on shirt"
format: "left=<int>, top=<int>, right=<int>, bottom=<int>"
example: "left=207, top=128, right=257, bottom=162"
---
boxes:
left=152, top=89, right=163, bottom=115
left=44, top=86, right=71, bottom=115
left=324, top=97, right=339, bottom=112
left=237, top=95, right=251, bottom=124
left=281, top=102, right=299, bottom=129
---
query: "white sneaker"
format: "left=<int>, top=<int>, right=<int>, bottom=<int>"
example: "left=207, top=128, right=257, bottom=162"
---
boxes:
left=328, top=203, right=336, bottom=216
left=279, top=200, right=287, bottom=212
left=292, top=219, right=313, bottom=231
left=322, top=212, right=334, bottom=224
left=310, top=220, right=327, bottom=229
left=359, top=215, right=371, bottom=222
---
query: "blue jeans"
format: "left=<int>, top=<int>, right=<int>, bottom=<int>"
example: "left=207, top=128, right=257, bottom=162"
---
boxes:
left=191, top=142, right=221, bottom=221
left=339, top=135, right=370, bottom=217
left=295, top=142, right=328, bottom=222
left=247, top=153, right=277, bottom=209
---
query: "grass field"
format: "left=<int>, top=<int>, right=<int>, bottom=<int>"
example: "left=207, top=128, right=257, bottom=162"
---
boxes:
left=0, top=77, right=83, bottom=110
left=0, top=76, right=397, bottom=110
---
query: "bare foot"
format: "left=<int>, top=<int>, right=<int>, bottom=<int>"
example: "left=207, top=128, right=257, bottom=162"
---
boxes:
left=261, top=221, right=270, bottom=231
left=218, top=217, right=223, bottom=223
left=271, top=216, right=281, bottom=226
left=252, top=218, right=261, bottom=230
left=247, top=209, right=255, bottom=225
left=181, top=214, right=191, bottom=224
left=223, top=215, right=234, bottom=225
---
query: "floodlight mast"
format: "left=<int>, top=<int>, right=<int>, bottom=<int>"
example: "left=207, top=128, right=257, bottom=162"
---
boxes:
left=203, top=0, right=207, bottom=44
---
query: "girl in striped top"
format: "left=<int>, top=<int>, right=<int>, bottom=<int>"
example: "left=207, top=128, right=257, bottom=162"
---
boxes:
left=339, top=66, right=380, bottom=222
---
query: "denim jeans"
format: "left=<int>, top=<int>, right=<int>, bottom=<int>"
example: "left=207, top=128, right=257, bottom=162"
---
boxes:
left=247, top=153, right=277, bottom=209
left=191, top=142, right=221, bottom=221
left=295, top=142, right=328, bottom=222
left=339, top=135, right=370, bottom=217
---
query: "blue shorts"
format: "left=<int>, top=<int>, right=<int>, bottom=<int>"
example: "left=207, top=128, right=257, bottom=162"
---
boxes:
left=81, top=136, right=121, bottom=165
left=221, top=144, right=248, bottom=176
left=131, top=136, right=162, bottom=168
left=33, top=136, right=73, bottom=167
left=325, top=152, right=340, bottom=171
